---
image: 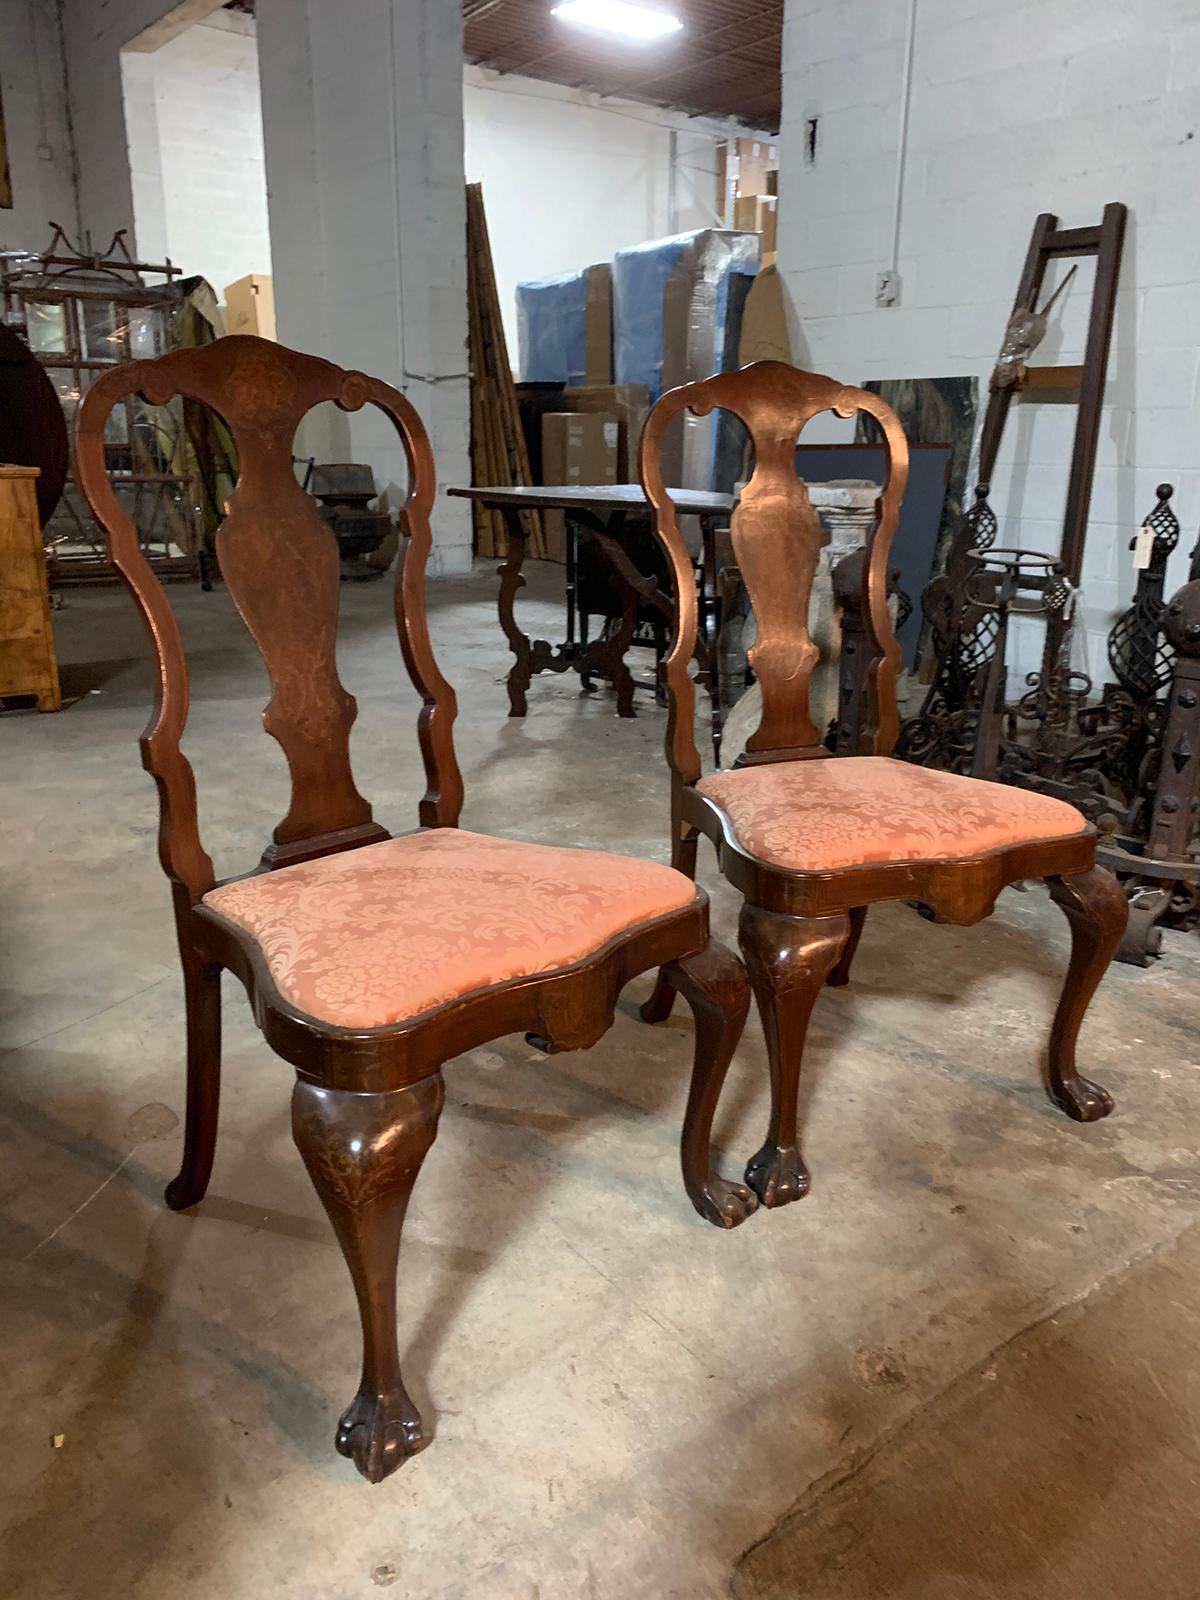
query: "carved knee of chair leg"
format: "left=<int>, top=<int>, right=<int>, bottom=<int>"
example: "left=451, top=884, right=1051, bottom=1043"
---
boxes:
left=292, top=1073, right=444, bottom=1483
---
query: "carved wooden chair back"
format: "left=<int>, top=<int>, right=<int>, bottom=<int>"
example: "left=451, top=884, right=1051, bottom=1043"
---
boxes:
left=641, top=361, right=909, bottom=782
left=75, top=335, right=462, bottom=904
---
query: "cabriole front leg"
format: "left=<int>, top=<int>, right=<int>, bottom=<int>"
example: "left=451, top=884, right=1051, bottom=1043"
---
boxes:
left=738, top=904, right=851, bottom=1207
left=663, top=939, right=757, bottom=1229
left=1046, top=868, right=1127, bottom=1121
left=292, top=1072, right=445, bottom=1483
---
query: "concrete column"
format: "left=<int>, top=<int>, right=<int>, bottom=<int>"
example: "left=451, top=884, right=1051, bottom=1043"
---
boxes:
left=0, top=0, right=78, bottom=248
left=256, top=0, right=471, bottom=572
left=118, top=51, right=169, bottom=264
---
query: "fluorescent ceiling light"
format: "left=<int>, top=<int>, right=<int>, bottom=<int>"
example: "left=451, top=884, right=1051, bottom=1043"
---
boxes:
left=551, top=0, right=683, bottom=41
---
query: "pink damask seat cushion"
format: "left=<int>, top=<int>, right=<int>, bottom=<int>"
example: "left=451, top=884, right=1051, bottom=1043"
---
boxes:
left=201, top=829, right=696, bottom=1030
left=696, top=756, right=1088, bottom=873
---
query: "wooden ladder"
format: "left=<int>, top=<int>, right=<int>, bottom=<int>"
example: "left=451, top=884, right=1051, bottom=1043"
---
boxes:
left=977, top=201, right=1127, bottom=585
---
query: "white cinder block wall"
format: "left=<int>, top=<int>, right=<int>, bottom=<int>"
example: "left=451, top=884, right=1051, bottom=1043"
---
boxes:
left=257, top=0, right=471, bottom=571
left=778, top=0, right=1200, bottom=685
left=0, top=0, right=77, bottom=250
left=121, top=10, right=271, bottom=292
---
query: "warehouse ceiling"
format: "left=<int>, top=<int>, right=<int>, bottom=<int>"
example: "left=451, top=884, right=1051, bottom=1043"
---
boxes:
left=462, top=0, right=783, bottom=132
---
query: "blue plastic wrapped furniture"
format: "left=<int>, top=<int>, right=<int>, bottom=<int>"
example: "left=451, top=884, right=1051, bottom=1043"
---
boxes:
left=516, top=269, right=589, bottom=386
left=612, top=229, right=759, bottom=489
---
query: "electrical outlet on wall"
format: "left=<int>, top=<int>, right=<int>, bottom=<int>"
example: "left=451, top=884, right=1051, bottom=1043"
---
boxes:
left=875, top=270, right=899, bottom=308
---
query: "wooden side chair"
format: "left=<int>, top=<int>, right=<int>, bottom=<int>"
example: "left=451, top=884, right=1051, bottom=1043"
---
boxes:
left=639, top=360, right=1128, bottom=1208
left=76, top=335, right=757, bottom=1484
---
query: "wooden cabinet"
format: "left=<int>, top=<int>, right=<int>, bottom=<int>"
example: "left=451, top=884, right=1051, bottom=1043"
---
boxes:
left=0, top=465, right=61, bottom=711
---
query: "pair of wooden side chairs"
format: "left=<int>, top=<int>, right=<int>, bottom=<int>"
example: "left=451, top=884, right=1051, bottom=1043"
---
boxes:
left=77, top=337, right=1127, bottom=1484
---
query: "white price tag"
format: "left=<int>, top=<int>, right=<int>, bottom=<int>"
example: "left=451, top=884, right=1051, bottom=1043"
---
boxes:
left=1133, top=525, right=1155, bottom=569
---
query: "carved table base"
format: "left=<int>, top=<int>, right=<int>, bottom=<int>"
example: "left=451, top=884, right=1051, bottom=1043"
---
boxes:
left=496, top=505, right=719, bottom=727
left=498, top=506, right=643, bottom=718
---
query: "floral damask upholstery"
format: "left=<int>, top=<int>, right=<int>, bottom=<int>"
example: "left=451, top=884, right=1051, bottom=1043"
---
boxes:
left=201, top=829, right=696, bottom=1030
left=696, top=756, right=1088, bottom=873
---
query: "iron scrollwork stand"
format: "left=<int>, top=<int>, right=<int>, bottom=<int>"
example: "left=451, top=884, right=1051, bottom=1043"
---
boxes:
left=1094, top=495, right=1200, bottom=962
left=893, top=480, right=1199, bottom=965
left=1003, top=485, right=1200, bottom=962
left=894, top=483, right=1001, bottom=772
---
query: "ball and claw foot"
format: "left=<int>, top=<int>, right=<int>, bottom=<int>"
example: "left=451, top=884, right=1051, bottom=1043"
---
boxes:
left=1052, top=1074, right=1114, bottom=1123
left=336, top=1384, right=429, bottom=1484
left=745, top=1143, right=811, bottom=1208
left=691, top=1175, right=759, bottom=1229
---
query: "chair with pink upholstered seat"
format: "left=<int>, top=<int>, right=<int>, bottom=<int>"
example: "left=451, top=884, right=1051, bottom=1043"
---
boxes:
left=75, top=335, right=757, bottom=1485
left=638, top=360, right=1128, bottom=1208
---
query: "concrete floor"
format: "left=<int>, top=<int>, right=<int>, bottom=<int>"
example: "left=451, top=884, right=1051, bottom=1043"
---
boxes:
left=2, top=562, right=1198, bottom=1600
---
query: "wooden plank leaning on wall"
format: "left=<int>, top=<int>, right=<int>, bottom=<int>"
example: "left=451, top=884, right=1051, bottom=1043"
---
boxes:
left=465, top=182, right=545, bottom=559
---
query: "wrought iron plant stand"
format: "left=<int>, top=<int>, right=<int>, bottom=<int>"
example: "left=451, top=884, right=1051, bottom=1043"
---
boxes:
left=892, top=482, right=1200, bottom=965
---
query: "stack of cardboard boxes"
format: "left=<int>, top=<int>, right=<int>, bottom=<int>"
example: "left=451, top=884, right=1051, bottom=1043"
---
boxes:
left=538, top=261, right=649, bottom=560
left=520, top=183, right=776, bottom=557
left=540, top=413, right=618, bottom=561
left=726, top=137, right=779, bottom=263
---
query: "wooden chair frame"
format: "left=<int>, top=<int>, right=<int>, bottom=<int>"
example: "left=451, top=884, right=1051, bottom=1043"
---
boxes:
left=639, top=361, right=1128, bottom=1207
left=76, top=335, right=756, bottom=1484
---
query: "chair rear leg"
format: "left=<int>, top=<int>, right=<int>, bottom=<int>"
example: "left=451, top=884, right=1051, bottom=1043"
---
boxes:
left=1047, top=868, right=1128, bottom=1121
left=663, top=938, right=757, bottom=1229
left=739, top=904, right=851, bottom=1207
left=640, top=827, right=700, bottom=1024
left=826, top=905, right=867, bottom=987
left=293, top=1072, right=444, bottom=1483
left=165, top=960, right=222, bottom=1211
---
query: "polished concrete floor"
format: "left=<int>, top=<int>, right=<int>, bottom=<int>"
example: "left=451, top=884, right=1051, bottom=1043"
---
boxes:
left=2, top=563, right=1198, bottom=1600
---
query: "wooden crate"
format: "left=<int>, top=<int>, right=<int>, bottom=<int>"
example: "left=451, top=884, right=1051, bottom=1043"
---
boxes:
left=0, top=466, right=61, bottom=710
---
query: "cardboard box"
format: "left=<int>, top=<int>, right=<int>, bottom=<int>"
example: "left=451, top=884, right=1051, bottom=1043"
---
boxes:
left=738, top=263, right=791, bottom=365
left=584, top=264, right=613, bottom=385
left=733, top=194, right=778, bottom=256
left=733, top=136, right=778, bottom=198
left=542, top=411, right=619, bottom=485
left=224, top=274, right=276, bottom=341
left=562, top=383, right=649, bottom=482
left=517, top=264, right=612, bottom=385
left=540, top=411, right=619, bottom=561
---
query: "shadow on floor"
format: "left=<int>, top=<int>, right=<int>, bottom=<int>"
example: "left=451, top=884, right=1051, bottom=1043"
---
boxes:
left=733, top=1222, right=1200, bottom=1600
